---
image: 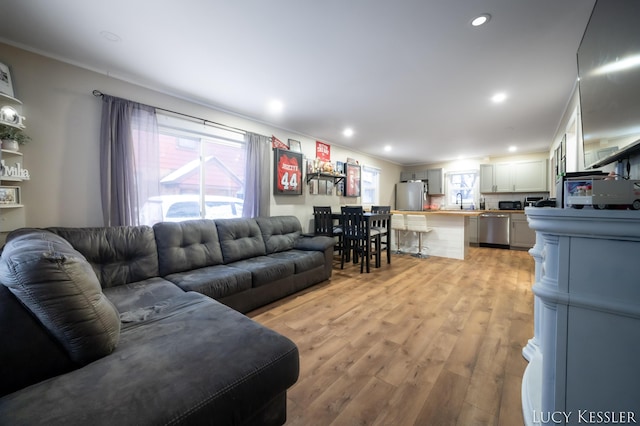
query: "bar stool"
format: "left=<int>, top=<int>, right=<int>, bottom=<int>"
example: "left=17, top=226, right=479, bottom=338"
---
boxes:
left=406, top=215, right=432, bottom=258
left=391, top=213, right=406, bottom=254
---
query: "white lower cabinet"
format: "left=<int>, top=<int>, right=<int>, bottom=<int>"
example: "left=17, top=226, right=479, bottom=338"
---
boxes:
left=510, top=213, right=535, bottom=249
left=468, top=215, right=478, bottom=244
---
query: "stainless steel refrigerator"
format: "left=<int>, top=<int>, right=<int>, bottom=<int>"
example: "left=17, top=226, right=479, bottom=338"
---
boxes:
left=395, top=181, right=427, bottom=211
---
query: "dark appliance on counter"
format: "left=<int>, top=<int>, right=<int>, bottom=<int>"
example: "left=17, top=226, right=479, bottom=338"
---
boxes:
left=498, top=200, right=522, bottom=210
left=524, top=196, right=544, bottom=207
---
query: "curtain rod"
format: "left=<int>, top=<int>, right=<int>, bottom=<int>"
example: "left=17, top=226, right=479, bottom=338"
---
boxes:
left=92, top=90, right=248, bottom=136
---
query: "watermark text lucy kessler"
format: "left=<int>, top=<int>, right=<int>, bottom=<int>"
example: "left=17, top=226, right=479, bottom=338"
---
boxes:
left=533, top=410, right=636, bottom=424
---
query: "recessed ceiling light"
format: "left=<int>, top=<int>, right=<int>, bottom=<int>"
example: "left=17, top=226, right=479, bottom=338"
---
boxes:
left=267, top=99, right=284, bottom=114
left=491, top=92, right=507, bottom=103
left=508, top=146, right=517, bottom=153
left=384, top=145, right=392, bottom=152
left=343, top=128, right=354, bottom=137
left=99, top=30, right=121, bottom=42
left=471, top=14, right=491, bottom=27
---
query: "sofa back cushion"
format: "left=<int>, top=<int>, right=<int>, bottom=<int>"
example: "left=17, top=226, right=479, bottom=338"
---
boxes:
left=47, top=226, right=159, bottom=289
left=0, top=229, right=120, bottom=365
left=214, top=218, right=266, bottom=264
left=153, top=220, right=224, bottom=276
left=256, top=216, right=302, bottom=254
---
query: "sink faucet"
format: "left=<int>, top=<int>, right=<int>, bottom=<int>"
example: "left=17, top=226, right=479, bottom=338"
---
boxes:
left=456, top=192, right=463, bottom=210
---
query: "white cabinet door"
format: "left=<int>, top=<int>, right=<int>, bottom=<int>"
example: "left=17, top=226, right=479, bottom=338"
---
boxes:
left=427, top=168, right=443, bottom=194
left=494, top=163, right=512, bottom=192
left=400, top=171, right=413, bottom=182
left=513, top=159, right=548, bottom=192
left=510, top=213, right=535, bottom=248
left=468, top=216, right=478, bottom=244
left=414, top=170, right=429, bottom=181
left=480, top=164, right=495, bottom=193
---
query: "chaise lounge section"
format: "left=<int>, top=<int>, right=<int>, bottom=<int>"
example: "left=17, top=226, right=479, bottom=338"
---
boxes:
left=0, top=215, right=335, bottom=425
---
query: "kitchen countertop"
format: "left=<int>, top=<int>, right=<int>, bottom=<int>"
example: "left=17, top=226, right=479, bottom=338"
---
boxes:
left=391, top=209, right=526, bottom=216
left=391, top=209, right=524, bottom=216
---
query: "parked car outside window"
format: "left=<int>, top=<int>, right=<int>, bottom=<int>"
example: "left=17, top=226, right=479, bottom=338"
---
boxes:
left=140, top=195, right=244, bottom=225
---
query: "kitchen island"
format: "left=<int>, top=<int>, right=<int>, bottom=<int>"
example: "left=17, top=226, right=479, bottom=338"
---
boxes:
left=391, top=210, right=482, bottom=260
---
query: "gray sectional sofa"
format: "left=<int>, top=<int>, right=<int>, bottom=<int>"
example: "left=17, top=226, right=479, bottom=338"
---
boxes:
left=0, top=215, right=335, bottom=425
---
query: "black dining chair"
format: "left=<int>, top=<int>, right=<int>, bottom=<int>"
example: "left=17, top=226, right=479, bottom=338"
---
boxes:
left=313, top=206, right=343, bottom=254
left=340, top=206, right=379, bottom=273
left=370, top=206, right=391, bottom=265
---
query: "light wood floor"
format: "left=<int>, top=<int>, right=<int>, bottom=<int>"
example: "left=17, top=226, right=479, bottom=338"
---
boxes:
left=249, top=247, right=534, bottom=426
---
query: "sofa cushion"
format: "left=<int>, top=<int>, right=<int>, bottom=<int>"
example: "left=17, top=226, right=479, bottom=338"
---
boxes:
left=153, top=220, right=224, bottom=276
left=215, top=218, right=266, bottom=264
left=0, top=229, right=120, bottom=365
left=256, top=216, right=302, bottom=254
left=0, top=292, right=300, bottom=426
left=228, top=256, right=295, bottom=288
left=48, top=226, right=159, bottom=289
left=164, top=264, right=252, bottom=299
left=101, top=277, right=186, bottom=323
left=267, top=249, right=325, bottom=274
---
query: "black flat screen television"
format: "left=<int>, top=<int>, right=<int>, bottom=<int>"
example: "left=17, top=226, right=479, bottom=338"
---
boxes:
left=577, top=0, right=640, bottom=170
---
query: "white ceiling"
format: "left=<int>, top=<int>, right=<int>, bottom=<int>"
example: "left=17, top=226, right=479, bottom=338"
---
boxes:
left=0, top=0, right=596, bottom=165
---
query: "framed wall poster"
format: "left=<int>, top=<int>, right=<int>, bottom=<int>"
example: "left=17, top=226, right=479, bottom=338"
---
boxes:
left=344, top=163, right=361, bottom=197
left=0, top=62, right=15, bottom=97
left=316, top=141, right=331, bottom=162
left=288, top=139, right=301, bottom=152
left=274, top=148, right=303, bottom=195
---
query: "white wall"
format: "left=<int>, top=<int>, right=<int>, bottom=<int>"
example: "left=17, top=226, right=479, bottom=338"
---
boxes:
left=0, top=42, right=402, bottom=231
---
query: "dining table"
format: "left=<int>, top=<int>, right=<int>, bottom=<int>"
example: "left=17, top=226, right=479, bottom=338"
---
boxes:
left=331, top=211, right=392, bottom=272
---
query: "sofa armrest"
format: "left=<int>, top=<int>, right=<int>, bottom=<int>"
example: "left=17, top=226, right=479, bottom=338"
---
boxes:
left=294, top=235, right=336, bottom=251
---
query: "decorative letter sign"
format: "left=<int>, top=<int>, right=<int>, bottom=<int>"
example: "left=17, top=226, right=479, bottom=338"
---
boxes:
left=1, top=160, right=30, bottom=180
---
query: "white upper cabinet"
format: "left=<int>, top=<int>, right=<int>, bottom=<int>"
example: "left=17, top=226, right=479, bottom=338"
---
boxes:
left=480, top=159, right=548, bottom=193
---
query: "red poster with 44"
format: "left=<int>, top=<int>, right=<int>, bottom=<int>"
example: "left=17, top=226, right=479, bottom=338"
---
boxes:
left=274, top=149, right=303, bottom=195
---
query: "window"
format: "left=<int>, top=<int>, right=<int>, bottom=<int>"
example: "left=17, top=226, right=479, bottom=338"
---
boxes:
left=137, top=113, right=246, bottom=225
left=362, top=166, right=381, bottom=205
left=446, top=170, right=478, bottom=209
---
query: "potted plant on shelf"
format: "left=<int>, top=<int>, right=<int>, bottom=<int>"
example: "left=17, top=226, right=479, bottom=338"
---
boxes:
left=0, top=124, right=30, bottom=151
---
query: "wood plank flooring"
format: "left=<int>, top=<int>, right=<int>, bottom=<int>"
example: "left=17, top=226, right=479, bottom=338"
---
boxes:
left=248, top=247, right=534, bottom=425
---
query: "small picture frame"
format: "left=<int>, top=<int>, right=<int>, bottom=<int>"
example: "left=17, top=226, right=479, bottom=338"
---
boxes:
left=273, top=148, right=304, bottom=195
left=288, top=139, right=301, bottom=152
left=0, top=186, right=20, bottom=205
left=0, top=62, right=15, bottom=97
left=344, top=163, right=361, bottom=197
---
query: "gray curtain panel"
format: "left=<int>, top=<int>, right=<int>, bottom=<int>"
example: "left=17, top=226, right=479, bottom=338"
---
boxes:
left=243, top=132, right=271, bottom=218
left=100, top=95, right=159, bottom=226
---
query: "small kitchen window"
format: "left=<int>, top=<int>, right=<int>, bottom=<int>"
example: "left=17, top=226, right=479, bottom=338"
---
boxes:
left=446, top=170, right=478, bottom=209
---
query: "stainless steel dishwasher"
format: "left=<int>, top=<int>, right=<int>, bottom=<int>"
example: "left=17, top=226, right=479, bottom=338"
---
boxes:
left=478, top=212, right=510, bottom=248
